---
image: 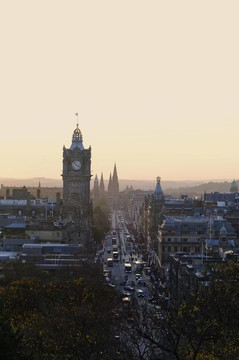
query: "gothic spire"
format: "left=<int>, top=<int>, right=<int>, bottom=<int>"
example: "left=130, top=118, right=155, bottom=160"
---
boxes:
left=112, top=163, right=119, bottom=193
left=108, top=173, right=112, bottom=193
left=99, top=172, right=105, bottom=197
left=93, top=174, right=99, bottom=199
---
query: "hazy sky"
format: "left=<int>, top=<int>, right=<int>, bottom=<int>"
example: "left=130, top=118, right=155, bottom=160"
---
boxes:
left=1, top=0, right=239, bottom=182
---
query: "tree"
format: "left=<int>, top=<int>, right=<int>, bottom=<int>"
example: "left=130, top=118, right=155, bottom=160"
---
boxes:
left=0, top=263, right=123, bottom=360
left=93, top=199, right=111, bottom=244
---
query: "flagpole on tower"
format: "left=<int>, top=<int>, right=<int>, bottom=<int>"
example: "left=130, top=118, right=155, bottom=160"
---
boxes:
left=75, top=112, right=78, bottom=127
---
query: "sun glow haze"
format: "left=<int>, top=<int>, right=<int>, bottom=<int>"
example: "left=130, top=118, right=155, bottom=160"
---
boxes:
left=0, top=0, right=239, bottom=182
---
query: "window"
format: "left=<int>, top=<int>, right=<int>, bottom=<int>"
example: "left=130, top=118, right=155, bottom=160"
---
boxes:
left=174, top=246, right=178, bottom=252
left=168, top=238, right=171, bottom=242
left=168, top=246, right=171, bottom=252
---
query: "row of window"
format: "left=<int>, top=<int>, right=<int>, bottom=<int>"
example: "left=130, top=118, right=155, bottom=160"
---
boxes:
left=162, top=246, right=201, bottom=253
left=162, top=237, right=202, bottom=243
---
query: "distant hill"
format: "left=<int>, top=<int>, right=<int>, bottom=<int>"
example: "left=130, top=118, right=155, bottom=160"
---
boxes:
left=0, top=177, right=62, bottom=188
left=164, top=181, right=237, bottom=197
left=119, top=179, right=208, bottom=191
left=0, top=177, right=236, bottom=197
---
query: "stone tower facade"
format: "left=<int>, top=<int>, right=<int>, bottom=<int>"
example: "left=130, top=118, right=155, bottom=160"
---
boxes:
left=62, top=123, right=91, bottom=232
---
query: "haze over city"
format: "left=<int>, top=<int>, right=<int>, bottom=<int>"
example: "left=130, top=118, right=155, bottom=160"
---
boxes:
left=1, top=0, right=239, bottom=182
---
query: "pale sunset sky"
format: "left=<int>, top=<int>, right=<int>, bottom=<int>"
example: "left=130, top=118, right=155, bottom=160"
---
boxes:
left=0, top=0, right=239, bottom=182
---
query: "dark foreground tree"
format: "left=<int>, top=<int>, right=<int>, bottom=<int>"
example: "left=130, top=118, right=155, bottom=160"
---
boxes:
left=0, top=261, right=238, bottom=360
left=0, top=263, right=122, bottom=360
left=114, top=261, right=239, bottom=360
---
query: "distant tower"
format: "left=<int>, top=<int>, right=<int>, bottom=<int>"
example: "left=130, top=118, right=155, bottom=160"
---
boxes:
left=107, top=163, right=119, bottom=209
left=62, top=118, right=92, bottom=238
left=154, top=176, right=164, bottom=201
left=99, top=173, right=105, bottom=198
left=112, top=163, right=119, bottom=194
left=93, top=175, right=99, bottom=199
left=37, top=181, right=41, bottom=198
left=230, top=179, right=238, bottom=193
left=108, top=173, right=113, bottom=193
left=149, top=176, right=165, bottom=251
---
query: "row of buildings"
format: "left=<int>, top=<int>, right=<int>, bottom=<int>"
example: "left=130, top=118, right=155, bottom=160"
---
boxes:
left=0, top=122, right=120, bottom=266
left=0, top=120, right=238, bottom=295
left=125, top=177, right=239, bottom=299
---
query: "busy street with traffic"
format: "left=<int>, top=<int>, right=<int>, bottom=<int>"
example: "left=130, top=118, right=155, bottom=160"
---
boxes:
left=99, top=210, right=156, bottom=307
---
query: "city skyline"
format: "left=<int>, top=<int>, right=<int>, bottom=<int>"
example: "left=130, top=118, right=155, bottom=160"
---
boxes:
left=1, top=1, right=239, bottom=182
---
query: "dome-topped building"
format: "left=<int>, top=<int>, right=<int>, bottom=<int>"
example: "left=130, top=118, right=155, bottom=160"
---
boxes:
left=70, top=123, right=84, bottom=151
left=154, top=176, right=164, bottom=201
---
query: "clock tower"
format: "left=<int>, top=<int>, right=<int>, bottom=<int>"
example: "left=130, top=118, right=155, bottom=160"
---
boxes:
left=62, top=122, right=91, bottom=234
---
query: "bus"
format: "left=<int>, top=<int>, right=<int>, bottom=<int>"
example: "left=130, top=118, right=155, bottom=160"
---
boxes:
left=125, top=263, right=132, bottom=273
left=112, top=244, right=118, bottom=252
left=113, top=251, right=119, bottom=260
left=107, top=258, right=113, bottom=267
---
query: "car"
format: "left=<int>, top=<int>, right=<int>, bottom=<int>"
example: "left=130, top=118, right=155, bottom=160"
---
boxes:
left=148, top=298, right=159, bottom=305
left=122, top=291, right=131, bottom=297
left=122, top=297, right=131, bottom=307
left=124, top=285, right=134, bottom=292
left=137, top=278, right=144, bottom=285
left=108, top=283, right=116, bottom=288
left=136, top=289, right=144, bottom=297
left=135, top=273, right=141, bottom=280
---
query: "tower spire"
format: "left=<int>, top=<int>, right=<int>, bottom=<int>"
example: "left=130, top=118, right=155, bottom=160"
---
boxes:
left=71, top=113, right=84, bottom=150
left=112, top=163, right=119, bottom=194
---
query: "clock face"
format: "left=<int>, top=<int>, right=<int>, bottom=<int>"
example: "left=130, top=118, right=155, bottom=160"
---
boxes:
left=72, top=160, right=81, bottom=170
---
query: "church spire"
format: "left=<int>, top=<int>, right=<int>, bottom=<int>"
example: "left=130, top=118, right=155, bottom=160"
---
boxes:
left=112, top=163, right=119, bottom=194
left=93, top=174, right=99, bottom=199
left=108, top=173, right=112, bottom=193
left=99, top=172, right=105, bottom=198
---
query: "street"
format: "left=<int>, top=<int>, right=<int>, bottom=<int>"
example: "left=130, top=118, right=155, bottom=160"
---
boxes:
left=102, top=210, right=153, bottom=304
